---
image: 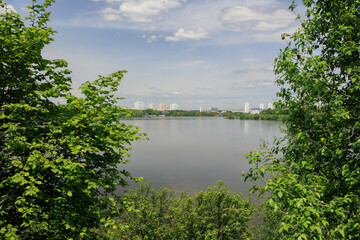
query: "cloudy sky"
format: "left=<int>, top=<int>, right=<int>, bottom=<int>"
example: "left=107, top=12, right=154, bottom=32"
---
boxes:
left=6, top=0, right=303, bottom=110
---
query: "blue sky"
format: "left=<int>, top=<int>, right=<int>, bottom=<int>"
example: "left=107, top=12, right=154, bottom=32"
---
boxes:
left=6, top=0, right=302, bottom=110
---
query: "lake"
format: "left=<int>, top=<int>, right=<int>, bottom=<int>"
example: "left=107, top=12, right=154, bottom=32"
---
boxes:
left=121, top=117, right=283, bottom=195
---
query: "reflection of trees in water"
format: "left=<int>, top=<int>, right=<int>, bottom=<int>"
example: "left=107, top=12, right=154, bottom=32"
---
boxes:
left=157, top=117, right=167, bottom=132
left=244, top=120, right=249, bottom=136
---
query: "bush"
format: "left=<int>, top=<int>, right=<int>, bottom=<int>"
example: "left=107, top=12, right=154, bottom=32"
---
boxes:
left=110, top=181, right=255, bottom=239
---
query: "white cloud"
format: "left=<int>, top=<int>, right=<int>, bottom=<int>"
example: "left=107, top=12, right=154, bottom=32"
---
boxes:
left=146, top=34, right=163, bottom=43
left=232, top=79, right=275, bottom=89
left=241, top=58, right=256, bottom=63
left=0, top=4, right=16, bottom=14
left=91, top=0, right=125, bottom=3
left=101, top=0, right=184, bottom=23
left=182, top=60, right=206, bottom=66
left=253, top=25, right=299, bottom=42
left=142, top=24, right=159, bottom=30
left=62, top=0, right=298, bottom=44
left=219, top=6, right=295, bottom=32
left=106, top=0, right=123, bottom=3
left=197, top=86, right=216, bottom=91
left=165, top=28, right=209, bottom=41
left=245, top=80, right=274, bottom=88
left=102, top=7, right=123, bottom=21
left=234, top=65, right=273, bottom=74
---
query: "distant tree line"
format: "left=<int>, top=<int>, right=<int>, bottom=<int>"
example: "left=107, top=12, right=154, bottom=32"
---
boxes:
left=120, top=108, right=288, bottom=120
left=223, top=109, right=288, bottom=121
left=121, top=109, right=221, bottom=118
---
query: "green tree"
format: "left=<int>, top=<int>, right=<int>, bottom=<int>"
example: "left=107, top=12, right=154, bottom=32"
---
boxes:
left=0, top=1, right=144, bottom=239
left=116, top=182, right=178, bottom=239
left=244, top=0, right=360, bottom=239
left=113, top=181, right=254, bottom=240
left=189, top=181, right=254, bottom=239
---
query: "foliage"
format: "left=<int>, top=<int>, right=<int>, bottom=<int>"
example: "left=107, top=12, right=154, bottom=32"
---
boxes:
left=123, top=109, right=221, bottom=118
left=109, top=181, right=254, bottom=240
left=166, top=110, right=219, bottom=117
left=223, top=109, right=288, bottom=121
left=244, top=0, right=360, bottom=239
left=124, top=109, right=288, bottom=120
left=0, top=1, right=144, bottom=239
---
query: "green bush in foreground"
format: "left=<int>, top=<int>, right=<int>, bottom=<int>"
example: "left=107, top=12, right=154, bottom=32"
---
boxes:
left=109, top=181, right=254, bottom=240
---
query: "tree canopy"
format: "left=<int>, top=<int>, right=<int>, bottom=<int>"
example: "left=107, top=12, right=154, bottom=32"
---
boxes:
left=0, top=1, right=144, bottom=239
left=111, top=181, right=254, bottom=240
left=244, top=0, right=360, bottom=239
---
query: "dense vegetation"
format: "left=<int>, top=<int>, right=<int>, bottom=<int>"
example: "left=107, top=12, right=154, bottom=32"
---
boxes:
left=122, top=108, right=287, bottom=120
left=123, top=109, right=221, bottom=118
left=104, top=181, right=255, bottom=240
left=0, top=1, right=144, bottom=239
left=223, top=109, right=288, bottom=121
left=244, top=0, right=360, bottom=239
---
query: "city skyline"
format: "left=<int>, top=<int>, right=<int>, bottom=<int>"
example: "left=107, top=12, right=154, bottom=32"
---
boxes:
left=6, top=0, right=303, bottom=109
left=131, top=100, right=274, bottom=111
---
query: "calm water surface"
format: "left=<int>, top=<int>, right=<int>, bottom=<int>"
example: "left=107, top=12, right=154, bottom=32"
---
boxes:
left=121, top=117, right=283, bottom=195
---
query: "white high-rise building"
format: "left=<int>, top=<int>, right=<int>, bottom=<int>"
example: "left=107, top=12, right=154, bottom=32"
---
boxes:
left=267, top=102, right=274, bottom=110
left=157, top=103, right=168, bottom=111
left=148, top=103, right=156, bottom=110
left=260, top=103, right=264, bottom=110
left=244, top=102, right=250, bottom=113
left=200, top=106, right=204, bottom=112
left=134, top=101, right=145, bottom=110
left=170, top=103, right=179, bottom=110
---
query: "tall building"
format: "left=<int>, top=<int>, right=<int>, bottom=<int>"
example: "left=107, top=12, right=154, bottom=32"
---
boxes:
left=244, top=102, right=250, bottom=113
left=267, top=102, right=274, bottom=110
left=170, top=103, right=179, bottom=110
left=211, top=107, right=219, bottom=112
left=250, top=108, right=261, bottom=114
left=148, top=103, right=156, bottom=110
left=199, top=106, right=204, bottom=112
left=260, top=103, right=264, bottom=110
left=157, top=102, right=168, bottom=111
left=134, top=101, right=145, bottom=110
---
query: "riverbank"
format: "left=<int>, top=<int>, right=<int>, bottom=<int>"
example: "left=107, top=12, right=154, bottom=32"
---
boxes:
left=120, top=109, right=287, bottom=121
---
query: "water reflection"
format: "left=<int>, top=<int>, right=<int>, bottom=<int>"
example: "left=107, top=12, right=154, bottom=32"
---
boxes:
left=121, top=118, right=283, bottom=195
left=244, top=120, right=249, bottom=136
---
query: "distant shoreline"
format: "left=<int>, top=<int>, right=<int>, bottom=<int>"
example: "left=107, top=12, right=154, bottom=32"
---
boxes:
left=119, top=109, right=287, bottom=121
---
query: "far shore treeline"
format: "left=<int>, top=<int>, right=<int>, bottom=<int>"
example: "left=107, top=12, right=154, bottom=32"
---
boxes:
left=121, top=108, right=288, bottom=121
